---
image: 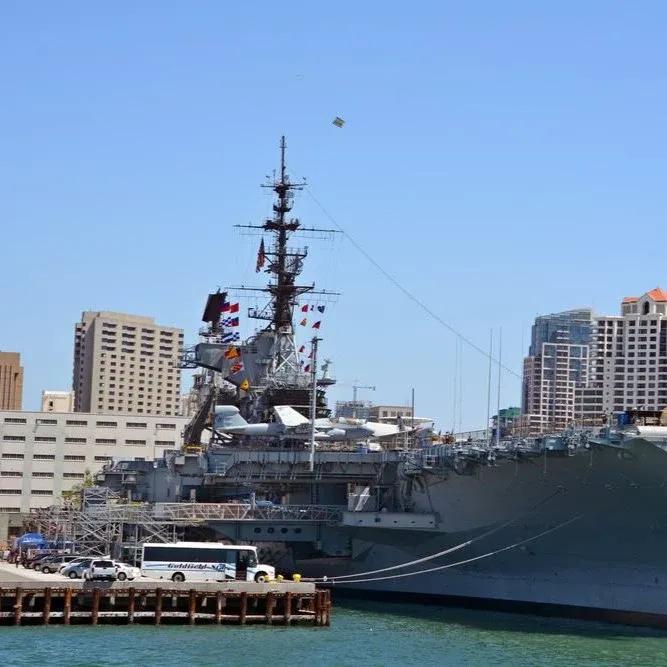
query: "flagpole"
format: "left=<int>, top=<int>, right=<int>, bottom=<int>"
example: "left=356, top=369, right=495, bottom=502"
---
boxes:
left=309, top=336, right=320, bottom=473
left=496, top=327, right=502, bottom=448
left=486, top=329, right=493, bottom=445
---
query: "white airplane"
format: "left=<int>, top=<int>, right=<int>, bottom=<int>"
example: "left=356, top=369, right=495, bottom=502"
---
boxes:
left=214, top=405, right=402, bottom=441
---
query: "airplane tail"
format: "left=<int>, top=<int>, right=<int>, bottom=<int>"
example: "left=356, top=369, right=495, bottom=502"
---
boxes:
left=214, top=405, right=248, bottom=431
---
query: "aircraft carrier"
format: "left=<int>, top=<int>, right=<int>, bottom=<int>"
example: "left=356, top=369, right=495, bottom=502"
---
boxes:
left=73, top=139, right=667, bottom=627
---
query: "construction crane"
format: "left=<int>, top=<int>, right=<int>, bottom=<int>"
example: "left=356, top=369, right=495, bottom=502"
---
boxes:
left=352, top=384, right=375, bottom=419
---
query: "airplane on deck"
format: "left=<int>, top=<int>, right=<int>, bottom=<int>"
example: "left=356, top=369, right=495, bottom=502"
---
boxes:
left=213, top=404, right=403, bottom=441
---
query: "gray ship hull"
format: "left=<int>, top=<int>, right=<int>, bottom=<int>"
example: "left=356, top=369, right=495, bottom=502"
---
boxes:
left=298, top=439, right=667, bottom=626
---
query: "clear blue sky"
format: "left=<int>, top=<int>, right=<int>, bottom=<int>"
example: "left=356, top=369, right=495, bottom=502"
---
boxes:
left=2, top=2, right=666, bottom=429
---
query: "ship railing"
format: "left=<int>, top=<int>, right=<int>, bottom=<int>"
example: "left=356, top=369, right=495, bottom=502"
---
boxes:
left=151, top=502, right=344, bottom=523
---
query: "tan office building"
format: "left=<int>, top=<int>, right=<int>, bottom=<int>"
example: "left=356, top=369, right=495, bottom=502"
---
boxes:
left=0, top=352, right=23, bottom=411
left=73, top=311, right=184, bottom=416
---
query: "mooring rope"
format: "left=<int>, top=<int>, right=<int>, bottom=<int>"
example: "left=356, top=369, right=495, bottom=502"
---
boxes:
left=305, top=487, right=565, bottom=583
left=319, top=515, right=581, bottom=585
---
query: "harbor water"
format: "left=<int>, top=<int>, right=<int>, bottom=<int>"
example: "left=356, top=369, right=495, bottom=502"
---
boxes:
left=2, top=600, right=666, bottom=667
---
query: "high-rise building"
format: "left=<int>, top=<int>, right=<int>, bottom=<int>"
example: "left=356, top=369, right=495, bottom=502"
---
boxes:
left=521, top=309, right=593, bottom=432
left=580, top=287, right=667, bottom=420
left=523, top=288, right=667, bottom=432
left=72, top=311, right=183, bottom=416
left=0, top=352, right=23, bottom=411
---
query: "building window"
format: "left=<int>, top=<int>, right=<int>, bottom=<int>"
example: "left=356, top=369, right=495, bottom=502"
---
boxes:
left=65, top=437, right=87, bottom=444
left=95, top=438, right=117, bottom=445
left=3, top=435, right=25, bottom=442
left=36, top=419, right=57, bottom=425
left=32, top=472, right=55, bottom=478
left=1, top=453, right=24, bottom=459
left=64, top=455, right=86, bottom=461
left=66, top=420, right=88, bottom=426
left=125, top=439, right=146, bottom=445
left=35, top=436, right=57, bottom=443
left=3, top=417, right=27, bottom=424
left=96, top=421, right=118, bottom=427
left=31, top=490, right=54, bottom=496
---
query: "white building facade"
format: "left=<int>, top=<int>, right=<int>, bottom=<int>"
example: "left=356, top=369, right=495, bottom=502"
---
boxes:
left=41, top=390, right=75, bottom=413
left=0, top=410, right=189, bottom=513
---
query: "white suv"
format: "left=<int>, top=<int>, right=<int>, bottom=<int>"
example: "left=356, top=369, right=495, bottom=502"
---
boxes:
left=83, top=559, right=118, bottom=582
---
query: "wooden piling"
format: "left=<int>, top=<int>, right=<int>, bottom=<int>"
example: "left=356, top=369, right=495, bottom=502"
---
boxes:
left=63, top=588, right=72, bottom=625
left=188, top=589, right=197, bottom=625
left=324, top=590, right=331, bottom=626
left=265, top=592, right=275, bottom=625
left=91, top=588, right=101, bottom=625
left=239, top=592, right=247, bottom=625
left=127, top=588, right=135, bottom=624
left=154, top=588, right=163, bottom=625
left=284, top=592, right=292, bottom=625
left=14, top=589, right=23, bottom=626
left=315, top=590, right=322, bottom=626
left=43, top=587, right=51, bottom=625
left=215, top=591, right=224, bottom=624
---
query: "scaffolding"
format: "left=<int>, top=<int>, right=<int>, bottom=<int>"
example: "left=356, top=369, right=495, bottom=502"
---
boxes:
left=30, top=490, right=344, bottom=562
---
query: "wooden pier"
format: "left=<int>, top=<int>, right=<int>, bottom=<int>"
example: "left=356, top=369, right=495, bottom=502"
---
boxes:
left=0, top=580, right=331, bottom=627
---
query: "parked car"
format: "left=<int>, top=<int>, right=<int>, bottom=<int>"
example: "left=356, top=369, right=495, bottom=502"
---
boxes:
left=61, top=558, right=95, bottom=579
left=24, top=551, right=57, bottom=569
left=114, top=562, right=141, bottom=581
left=31, top=555, right=58, bottom=570
left=40, top=555, right=80, bottom=574
left=83, top=559, right=117, bottom=582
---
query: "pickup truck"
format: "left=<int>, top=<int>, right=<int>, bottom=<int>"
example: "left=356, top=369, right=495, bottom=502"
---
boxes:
left=83, top=559, right=118, bottom=582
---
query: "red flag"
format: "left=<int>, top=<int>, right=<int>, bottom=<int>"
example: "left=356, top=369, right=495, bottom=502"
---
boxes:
left=229, top=303, right=240, bottom=314
left=300, top=318, right=307, bottom=326
left=301, top=304, right=308, bottom=313
left=221, top=302, right=230, bottom=313
left=256, top=238, right=266, bottom=272
left=298, top=345, right=305, bottom=353
left=312, top=321, right=321, bottom=329
left=304, top=364, right=311, bottom=373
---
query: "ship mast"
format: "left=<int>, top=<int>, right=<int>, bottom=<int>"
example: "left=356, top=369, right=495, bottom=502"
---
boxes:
left=264, top=136, right=308, bottom=332
left=232, top=136, right=338, bottom=385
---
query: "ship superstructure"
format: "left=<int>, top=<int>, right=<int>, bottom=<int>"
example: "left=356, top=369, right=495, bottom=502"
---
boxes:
left=180, top=137, right=338, bottom=443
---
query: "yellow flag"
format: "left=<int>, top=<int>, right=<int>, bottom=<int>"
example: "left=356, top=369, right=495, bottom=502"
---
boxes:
left=240, top=379, right=250, bottom=392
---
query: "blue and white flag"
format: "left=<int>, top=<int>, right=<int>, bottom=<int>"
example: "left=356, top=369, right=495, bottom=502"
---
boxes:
left=222, top=317, right=240, bottom=327
left=222, top=331, right=240, bottom=343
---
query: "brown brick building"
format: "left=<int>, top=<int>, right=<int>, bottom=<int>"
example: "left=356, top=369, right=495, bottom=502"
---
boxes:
left=0, top=352, right=23, bottom=410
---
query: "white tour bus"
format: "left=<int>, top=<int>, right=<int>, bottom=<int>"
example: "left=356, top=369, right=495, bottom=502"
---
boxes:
left=140, top=542, right=275, bottom=583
